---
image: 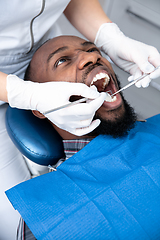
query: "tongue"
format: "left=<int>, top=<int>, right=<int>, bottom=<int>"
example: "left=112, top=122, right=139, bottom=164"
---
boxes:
left=105, top=83, right=113, bottom=93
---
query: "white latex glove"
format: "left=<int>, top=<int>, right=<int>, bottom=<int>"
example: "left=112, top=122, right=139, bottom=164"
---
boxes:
left=95, top=23, right=160, bottom=88
left=7, top=75, right=106, bottom=136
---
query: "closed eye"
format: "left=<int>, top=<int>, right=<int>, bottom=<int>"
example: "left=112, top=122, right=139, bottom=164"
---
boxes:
left=87, top=47, right=101, bottom=55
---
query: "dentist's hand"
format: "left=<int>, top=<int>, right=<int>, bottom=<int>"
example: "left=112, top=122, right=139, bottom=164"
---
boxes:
left=95, top=23, right=160, bottom=88
left=7, top=75, right=106, bottom=136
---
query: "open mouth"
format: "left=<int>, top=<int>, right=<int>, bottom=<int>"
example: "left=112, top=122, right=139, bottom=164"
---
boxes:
left=90, top=72, right=117, bottom=102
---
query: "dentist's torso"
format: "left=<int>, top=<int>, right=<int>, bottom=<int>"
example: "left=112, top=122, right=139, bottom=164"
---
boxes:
left=0, top=0, right=70, bottom=78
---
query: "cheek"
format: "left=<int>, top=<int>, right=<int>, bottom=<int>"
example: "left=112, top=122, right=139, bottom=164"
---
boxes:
left=47, top=68, right=77, bottom=82
left=96, top=104, right=126, bottom=122
left=103, top=59, right=113, bottom=70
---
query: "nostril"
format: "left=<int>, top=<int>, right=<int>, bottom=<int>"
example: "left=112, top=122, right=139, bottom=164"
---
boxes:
left=84, top=61, right=93, bottom=68
left=84, top=58, right=101, bottom=68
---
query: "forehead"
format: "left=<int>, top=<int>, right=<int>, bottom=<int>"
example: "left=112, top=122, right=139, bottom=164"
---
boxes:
left=33, top=36, right=95, bottom=63
left=46, top=36, right=93, bottom=51
left=50, top=35, right=88, bottom=47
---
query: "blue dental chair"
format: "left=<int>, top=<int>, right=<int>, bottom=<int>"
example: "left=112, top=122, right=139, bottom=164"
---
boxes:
left=5, top=106, right=64, bottom=174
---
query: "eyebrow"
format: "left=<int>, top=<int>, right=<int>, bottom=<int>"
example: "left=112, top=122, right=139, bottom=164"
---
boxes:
left=47, top=46, right=68, bottom=63
left=81, top=41, right=95, bottom=47
left=81, top=41, right=101, bottom=55
left=47, top=41, right=96, bottom=63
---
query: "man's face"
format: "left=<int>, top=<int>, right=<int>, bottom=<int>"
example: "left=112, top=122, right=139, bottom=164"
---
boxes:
left=30, top=36, right=125, bottom=123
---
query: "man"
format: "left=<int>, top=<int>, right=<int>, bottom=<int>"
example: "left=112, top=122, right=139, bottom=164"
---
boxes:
left=25, top=35, right=137, bottom=140
left=7, top=36, right=160, bottom=240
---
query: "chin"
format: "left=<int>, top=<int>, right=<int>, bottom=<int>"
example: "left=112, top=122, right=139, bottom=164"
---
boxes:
left=96, top=102, right=125, bottom=123
left=89, top=95, right=137, bottom=138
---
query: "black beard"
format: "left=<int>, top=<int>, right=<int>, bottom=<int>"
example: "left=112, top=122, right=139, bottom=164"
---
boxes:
left=89, top=77, right=137, bottom=138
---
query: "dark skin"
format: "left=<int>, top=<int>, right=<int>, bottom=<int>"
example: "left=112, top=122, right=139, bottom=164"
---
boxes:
left=29, top=36, right=125, bottom=139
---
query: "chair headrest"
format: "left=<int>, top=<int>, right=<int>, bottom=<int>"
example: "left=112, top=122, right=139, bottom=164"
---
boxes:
left=5, top=106, right=64, bottom=166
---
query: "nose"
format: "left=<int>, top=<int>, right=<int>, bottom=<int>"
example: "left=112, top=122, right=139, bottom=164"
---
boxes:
left=77, top=51, right=101, bottom=70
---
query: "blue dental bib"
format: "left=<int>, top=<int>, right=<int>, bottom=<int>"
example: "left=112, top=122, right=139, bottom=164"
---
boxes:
left=6, top=115, right=160, bottom=240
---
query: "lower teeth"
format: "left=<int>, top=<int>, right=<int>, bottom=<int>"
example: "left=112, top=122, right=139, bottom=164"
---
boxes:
left=105, top=91, right=117, bottom=102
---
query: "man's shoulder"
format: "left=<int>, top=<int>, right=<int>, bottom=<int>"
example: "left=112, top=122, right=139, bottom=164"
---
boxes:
left=128, top=114, right=160, bottom=145
left=137, top=114, right=160, bottom=132
left=146, top=114, right=160, bottom=124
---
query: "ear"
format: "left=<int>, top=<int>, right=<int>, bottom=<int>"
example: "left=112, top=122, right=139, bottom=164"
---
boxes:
left=32, top=110, right=46, bottom=119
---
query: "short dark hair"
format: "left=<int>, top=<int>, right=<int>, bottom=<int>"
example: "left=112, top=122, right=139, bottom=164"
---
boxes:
left=24, top=39, right=50, bottom=81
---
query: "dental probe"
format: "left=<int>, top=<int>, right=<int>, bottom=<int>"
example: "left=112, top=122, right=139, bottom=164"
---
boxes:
left=43, top=91, right=112, bottom=114
left=43, top=97, right=89, bottom=114
left=43, top=65, right=160, bottom=115
left=111, top=65, right=160, bottom=97
left=43, top=92, right=112, bottom=114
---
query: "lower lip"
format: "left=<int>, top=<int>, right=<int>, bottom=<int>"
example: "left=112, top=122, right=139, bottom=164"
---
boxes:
left=102, top=93, right=122, bottom=109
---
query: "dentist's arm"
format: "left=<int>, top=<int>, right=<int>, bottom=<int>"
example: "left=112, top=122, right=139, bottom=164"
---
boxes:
left=1, top=73, right=106, bottom=136
left=0, top=72, right=8, bottom=102
left=64, top=0, right=160, bottom=87
left=64, top=0, right=111, bottom=42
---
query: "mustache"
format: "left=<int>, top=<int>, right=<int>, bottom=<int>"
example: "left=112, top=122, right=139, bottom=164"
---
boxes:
left=81, top=63, right=103, bottom=83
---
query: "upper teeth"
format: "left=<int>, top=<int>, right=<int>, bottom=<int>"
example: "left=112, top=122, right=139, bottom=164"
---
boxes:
left=90, top=72, right=110, bottom=89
